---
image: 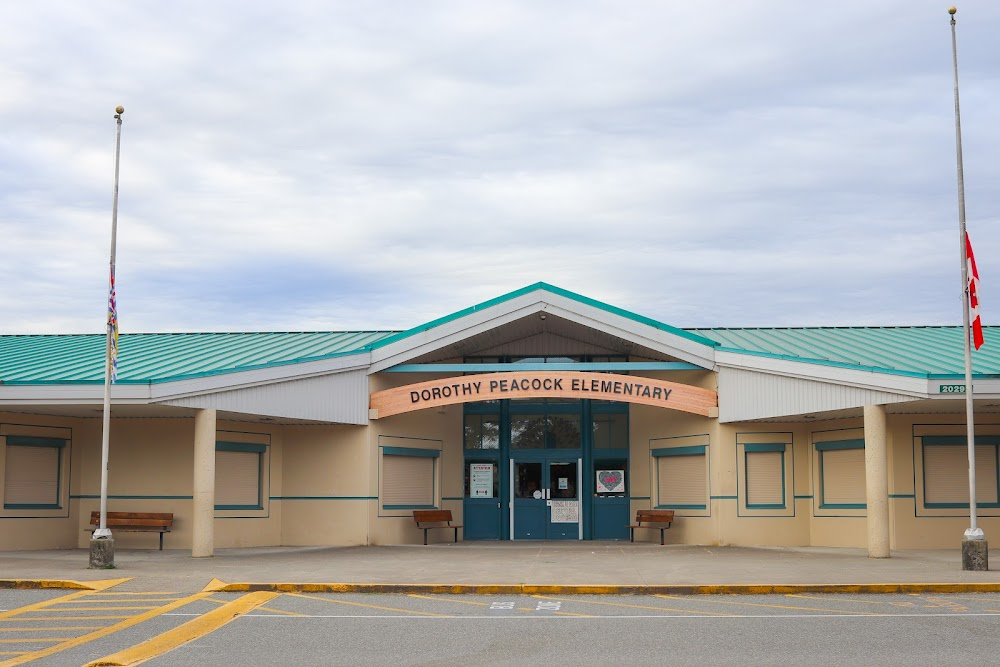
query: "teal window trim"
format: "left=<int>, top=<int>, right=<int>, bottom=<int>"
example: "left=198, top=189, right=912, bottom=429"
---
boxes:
left=6, top=436, right=66, bottom=448
left=816, top=439, right=864, bottom=451
left=383, top=504, right=437, bottom=510
left=216, top=441, right=266, bottom=453
left=819, top=503, right=867, bottom=510
left=710, top=495, right=738, bottom=500
left=3, top=437, right=65, bottom=511
left=656, top=503, right=707, bottom=510
left=744, top=443, right=785, bottom=453
left=214, top=445, right=266, bottom=511
left=652, top=445, right=706, bottom=457
left=382, top=446, right=440, bottom=458
left=922, top=435, right=1000, bottom=446
left=744, top=449, right=786, bottom=510
left=921, top=439, right=1000, bottom=510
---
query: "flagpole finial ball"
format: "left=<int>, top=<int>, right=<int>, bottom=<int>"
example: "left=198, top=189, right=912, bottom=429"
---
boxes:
left=115, top=105, right=124, bottom=115
left=948, top=6, right=957, bottom=14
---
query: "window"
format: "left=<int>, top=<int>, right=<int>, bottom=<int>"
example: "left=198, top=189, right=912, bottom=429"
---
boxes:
left=215, top=442, right=265, bottom=510
left=4, top=436, right=66, bottom=509
left=592, top=412, right=628, bottom=449
left=653, top=446, right=708, bottom=510
left=922, top=436, right=1000, bottom=508
left=817, top=440, right=866, bottom=509
left=464, top=414, right=500, bottom=450
left=745, top=444, right=785, bottom=509
left=381, top=446, right=439, bottom=510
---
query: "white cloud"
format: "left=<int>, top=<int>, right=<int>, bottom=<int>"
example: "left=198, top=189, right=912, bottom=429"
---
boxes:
left=1, top=1, right=999, bottom=335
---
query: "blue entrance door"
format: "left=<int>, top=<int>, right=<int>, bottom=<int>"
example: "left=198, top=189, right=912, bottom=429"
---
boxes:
left=512, top=459, right=581, bottom=540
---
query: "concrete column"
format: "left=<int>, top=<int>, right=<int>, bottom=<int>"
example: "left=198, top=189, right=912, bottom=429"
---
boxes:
left=192, top=408, right=217, bottom=558
left=864, top=404, right=890, bottom=558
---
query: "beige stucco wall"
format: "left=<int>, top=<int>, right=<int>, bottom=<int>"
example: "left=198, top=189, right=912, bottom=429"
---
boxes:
left=367, top=372, right=463, bottom=545
left=0, top=413, right=80, bottom=549
left=279, top=424, right=369, bottom=546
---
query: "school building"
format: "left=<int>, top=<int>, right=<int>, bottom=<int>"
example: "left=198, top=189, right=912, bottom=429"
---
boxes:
left=1, top=283, right=998, bottom=554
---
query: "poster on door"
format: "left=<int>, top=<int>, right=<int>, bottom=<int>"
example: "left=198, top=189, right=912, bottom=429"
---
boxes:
left=549, top=500, right=579, bottom=523
left=470, top=463, right=494, bottom=498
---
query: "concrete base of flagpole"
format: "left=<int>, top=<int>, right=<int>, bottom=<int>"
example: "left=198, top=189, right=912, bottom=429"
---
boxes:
left=961, top=538, right=989, bottom=571
left=89, top=537, right=115, bottom=569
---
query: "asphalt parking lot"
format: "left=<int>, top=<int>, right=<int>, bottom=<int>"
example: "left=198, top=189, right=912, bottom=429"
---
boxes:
left=5, top=588, right=1000, bottom=666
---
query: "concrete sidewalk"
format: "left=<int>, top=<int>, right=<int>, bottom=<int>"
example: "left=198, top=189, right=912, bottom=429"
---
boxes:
left=1, top=543, right=997, bottom=594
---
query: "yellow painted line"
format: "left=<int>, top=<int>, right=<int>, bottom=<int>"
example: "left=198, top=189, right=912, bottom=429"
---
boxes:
left=93, top=591, right=180, bottom=599
left=34, top=607, right=159, bottom=612
left=534, top=595, right=734, bottom=617
left=656, top=594, right=875, bottom=615
left=0, top=627, right=103, bottom=632
left=0, top=589, right=99, bottom=621
left=787, top=594, right=915, bottom=607
left=0, top=590, right=212, bottom=667
left=0, top=639, right=71, bottom=643
left=55, top=599, right=181, bottom=604
left=202, top=579, right=228, bottom=592
left=85, top=591, right=278, bottom=667
left=407, top=594, right=490, bottom=607
left=286, top=592, right=449, bottom=617
left=4, top=616, right=132, bottom=621
left=199, top=596, right=302, bottom=617
left=0, top=579, right=130, bottom=592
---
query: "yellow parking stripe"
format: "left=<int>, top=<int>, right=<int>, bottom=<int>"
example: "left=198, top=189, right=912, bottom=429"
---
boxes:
left=534, top=595, right=734, bottom=617
left=56, top=599, right=181, bottom=604
left=0, top=590, right=99, bottom=621
left=407, top=594, right=489, bottom=607
left=656, top=594, right=875, bottom=615
left=0, top=639, right=72, bottom=643
left=85, top=591, right=278, bottom=667
left=0, top=627, right=102, bottom=632
left=0, top=590, right=212, bottom=667
left=4, top=616, right=133, bottom=621
left=32, top=607, right=160, bottom=612
left=787, top=594, right=914, bottom=607
left=286, top=592, right=449, bottom=617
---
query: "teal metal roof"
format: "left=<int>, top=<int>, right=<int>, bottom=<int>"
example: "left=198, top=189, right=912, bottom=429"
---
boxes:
left=2, top=282, right=999, bottom=385
left=0, top=332, right=396, bottom=384
left=689, top=326, right=1000, bottom=378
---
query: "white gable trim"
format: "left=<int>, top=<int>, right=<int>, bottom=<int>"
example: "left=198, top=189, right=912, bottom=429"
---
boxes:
left=368, top=290, right=717, bottom=373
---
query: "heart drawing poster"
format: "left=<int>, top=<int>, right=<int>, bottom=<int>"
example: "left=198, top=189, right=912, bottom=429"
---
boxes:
left=596, top=469, right=625, bottom=493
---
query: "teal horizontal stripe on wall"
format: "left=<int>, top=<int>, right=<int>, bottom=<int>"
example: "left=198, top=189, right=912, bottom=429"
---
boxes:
left=793, top=495, right=814, bottom=499
left=744, top=443, right=786, bottom=453
left=651, top=445, right=707, bottom=457
left=710, top=496, right=738, bottom=500
left=889, top=494, right=916, bottom=499
left=71, top=495, right=193, bottom=500
left=270, top=496, right=377, bottom=501
left=815, top=439, right=864, bottom=451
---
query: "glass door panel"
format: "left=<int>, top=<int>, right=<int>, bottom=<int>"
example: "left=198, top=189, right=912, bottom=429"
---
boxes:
left=547, top=460, right=580, bottom=539
left=512, top=461, right=546, bottom=538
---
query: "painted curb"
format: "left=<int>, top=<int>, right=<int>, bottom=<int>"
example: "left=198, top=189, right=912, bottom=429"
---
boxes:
left=206, top=582, right=1000, bottom=595
left=0, top=579, right=94, bottom=590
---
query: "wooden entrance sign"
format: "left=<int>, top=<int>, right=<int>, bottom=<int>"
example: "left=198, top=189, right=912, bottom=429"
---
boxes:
left=369, top=371, right=717, bottom=419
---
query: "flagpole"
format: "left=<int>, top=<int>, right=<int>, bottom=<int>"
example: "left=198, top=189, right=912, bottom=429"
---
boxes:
left=950, top=7, right=988, bottom=570
left=90, top=105, right=124, bottom=568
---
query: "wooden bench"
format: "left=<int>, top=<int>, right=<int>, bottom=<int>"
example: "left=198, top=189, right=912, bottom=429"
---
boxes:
left=628, top=509, right=675, bottom=545
left=412, top=509, right=462, bottom=545
left=89, top=511, right=174, bottom=550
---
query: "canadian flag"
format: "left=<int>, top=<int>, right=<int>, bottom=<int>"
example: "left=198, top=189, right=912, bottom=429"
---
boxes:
left=967, top=232, right=984, bottom=350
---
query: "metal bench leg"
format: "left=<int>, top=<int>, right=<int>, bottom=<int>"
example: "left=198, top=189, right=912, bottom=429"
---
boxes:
left=660, top=528, right=665, bottom=546
left=630, top=528, right=635, bottom=543
left=159, top=532, right=164, bottom=551
left=453, top=527, right=458, bottom=543
left=424, top=529, right=429, bottom=545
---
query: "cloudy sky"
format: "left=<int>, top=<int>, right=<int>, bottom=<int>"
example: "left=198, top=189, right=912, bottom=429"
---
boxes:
left=2, top=1, right=998, bottom=335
